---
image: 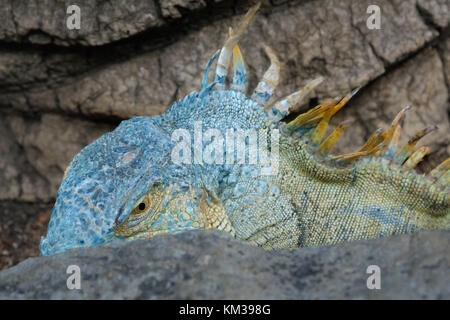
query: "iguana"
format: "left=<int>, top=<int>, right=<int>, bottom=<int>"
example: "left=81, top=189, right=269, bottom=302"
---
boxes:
left=40, top=3, right=449, bottom=256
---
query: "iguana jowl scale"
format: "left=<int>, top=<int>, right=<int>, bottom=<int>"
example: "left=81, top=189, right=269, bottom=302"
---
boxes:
left=40, top=3, right=449, bottom=256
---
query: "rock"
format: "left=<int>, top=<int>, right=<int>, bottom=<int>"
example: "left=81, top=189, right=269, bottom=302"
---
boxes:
left=0, top=49, right=105, bottom=93
left=0, top=112, right=115, bottom=202
left=417, top=0, right=450, bottom=29
left=329, top=48, right=449, bottom=156
left=0, top=0, right=442, bottom=119
left=160, top=0, right=209, bottom=19
left=350, top=0, right=437, bottom=65
left=0, top=230, right=448, bottom=299
left=0, top=0, right=163, bottom=46
left=439, top=37, right=450, bottom=94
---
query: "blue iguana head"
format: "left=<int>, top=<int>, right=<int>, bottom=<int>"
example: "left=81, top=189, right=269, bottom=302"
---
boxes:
left=40, top=103, right=243, bottom=255
left=39, top=116, right=190, bottom=255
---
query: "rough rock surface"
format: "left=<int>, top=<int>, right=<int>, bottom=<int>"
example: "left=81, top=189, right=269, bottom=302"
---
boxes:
left=331, top=48, right=449, bottom=157
left=0, top=0, right=441, bottom=118
left=0, top=0, right=163, bottom=46
left=0, top=112, right=115, bottom=202
left=0, top=230, right=448, bottom=299
left=0, top=0, right=449, bottom=270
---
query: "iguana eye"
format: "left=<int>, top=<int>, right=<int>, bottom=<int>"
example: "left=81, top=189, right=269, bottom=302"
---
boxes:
left=132, top=197, right=149, bottom=214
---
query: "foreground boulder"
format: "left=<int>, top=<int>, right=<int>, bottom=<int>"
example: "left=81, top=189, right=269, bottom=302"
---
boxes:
left=0, top=230, right=448, bottom=299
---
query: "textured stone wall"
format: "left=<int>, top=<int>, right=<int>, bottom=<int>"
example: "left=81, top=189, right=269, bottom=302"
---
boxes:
left=0, top=0, right=449, bottom=270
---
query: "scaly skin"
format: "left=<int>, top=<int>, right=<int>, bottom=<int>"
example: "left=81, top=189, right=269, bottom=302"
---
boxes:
left=40, top=4, right=449, bottom=256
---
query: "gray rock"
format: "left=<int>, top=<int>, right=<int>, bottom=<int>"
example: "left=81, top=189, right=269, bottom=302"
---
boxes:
left=439, top=37, right=450, bottom=94
left=417, top=0, right=450, bottom=29
left=329, top=48, right=450, bottom=156
left=0, top=230, right=448, bottom=299
left=0, top=0, right=442, bottom=119
left=0, top=112, right=114, bottom=202
left=160, top=0, right=209, bottom=19
left=0, top=0, right=163, bottom=46
left=350, top=0, right=437, bottom=65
